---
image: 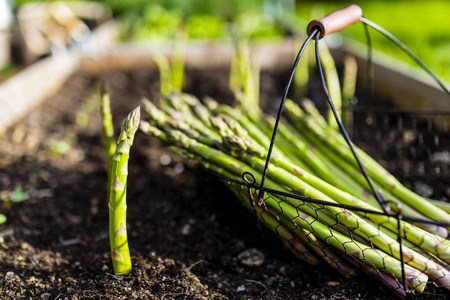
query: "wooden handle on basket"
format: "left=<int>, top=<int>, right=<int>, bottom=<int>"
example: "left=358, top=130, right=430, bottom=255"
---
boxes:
left=307, top=4, right=363, bottom=39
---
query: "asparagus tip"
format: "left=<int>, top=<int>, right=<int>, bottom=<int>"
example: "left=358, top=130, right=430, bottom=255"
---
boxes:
left=122, top=106, right=141, bottom=138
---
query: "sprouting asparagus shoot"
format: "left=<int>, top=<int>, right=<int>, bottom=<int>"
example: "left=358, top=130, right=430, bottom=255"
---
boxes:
left=109, top=106, right=140, bottom=275
left=101, top=86, right=116, bottom=191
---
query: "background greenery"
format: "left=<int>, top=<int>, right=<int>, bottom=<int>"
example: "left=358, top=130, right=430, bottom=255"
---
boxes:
left=12, top=0, right=449, bottom=82
left=296, top=0, right=450, bottom=82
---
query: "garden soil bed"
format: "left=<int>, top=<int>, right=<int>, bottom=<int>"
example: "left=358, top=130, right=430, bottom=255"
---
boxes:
left=0, top=66, right=448, bottom=299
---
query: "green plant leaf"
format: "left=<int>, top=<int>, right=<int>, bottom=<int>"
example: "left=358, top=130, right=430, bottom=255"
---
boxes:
left=50, top=140, right=72, bottom=156
left=10, top=187, right=29, bottom=203
left=0, top=214, right=6, bottom=224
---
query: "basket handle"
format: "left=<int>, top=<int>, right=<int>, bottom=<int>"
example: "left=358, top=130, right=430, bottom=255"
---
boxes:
left=307, top=4, right=362, bottom=39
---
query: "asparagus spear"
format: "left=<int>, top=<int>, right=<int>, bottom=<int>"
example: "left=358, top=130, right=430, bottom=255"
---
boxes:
left=341, top=55, right=358, bottom=105
left=341, top=252, right=407, bottom=298
left=232, top=38, right=259, bottom=109
left=101, top=88, right=116, bottom=172
left=170, top=29, right=187, bottom=92
left=341, top=55, right=358, bottom=130
left=101, top=87, right=116, bottom=201
left=317, top=41, right=342, bottom=128
left=229, top=179, right=358, bottom=279
left=293, top=36, right=311, bottom=100
left=109, top=106, right=140, bottom=275
left=153, top=55, right=172, bottom=96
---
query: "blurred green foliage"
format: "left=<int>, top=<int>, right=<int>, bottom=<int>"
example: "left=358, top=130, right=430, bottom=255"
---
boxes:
left=117, top=1, right=286, bottom=41
left=297, top=0, right=450, bottom=82
left=13, top=0, right=448, bottom=81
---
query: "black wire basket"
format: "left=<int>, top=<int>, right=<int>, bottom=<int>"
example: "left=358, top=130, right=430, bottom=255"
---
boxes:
left=215, top=5, right=450, bottom=298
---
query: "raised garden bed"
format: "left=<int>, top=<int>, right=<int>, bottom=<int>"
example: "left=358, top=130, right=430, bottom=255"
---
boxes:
left=0, top=38, right=448, bottom=299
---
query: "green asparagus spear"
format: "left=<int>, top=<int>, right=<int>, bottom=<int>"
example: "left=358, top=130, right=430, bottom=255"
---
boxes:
left=153, top=55, right=172, bottom=96
left=317, top=41, right=342, bottom=128
left=170, top=28, right=187, bottom=92
left=101, top=87, right=116, bottom=200
left=109, top=106, right=140, bottom=275
left=341, top=55, right=357, bottom=129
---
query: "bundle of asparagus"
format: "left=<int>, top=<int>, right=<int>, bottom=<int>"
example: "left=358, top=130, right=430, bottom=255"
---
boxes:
left=139, top=92, right=450, bottom=297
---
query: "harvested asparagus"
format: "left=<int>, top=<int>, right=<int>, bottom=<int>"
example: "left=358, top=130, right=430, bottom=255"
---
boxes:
left=141, top=123, right=428, bottom=292
left=139, top=93, right=450, bottom=294
left=109, top=106, right=140, bottom=275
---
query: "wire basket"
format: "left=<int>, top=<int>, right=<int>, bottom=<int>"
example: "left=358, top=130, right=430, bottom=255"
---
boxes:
left=216, top=5, right=450, bottom=298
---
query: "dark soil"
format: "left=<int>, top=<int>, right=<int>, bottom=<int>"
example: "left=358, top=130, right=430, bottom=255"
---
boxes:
left=0, top=66, right=448, bottom=300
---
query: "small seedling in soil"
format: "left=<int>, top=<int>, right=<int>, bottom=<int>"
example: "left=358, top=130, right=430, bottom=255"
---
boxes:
left=0, top=186, right=30, bottom=224
left=1, top=186, right=29, bottom=210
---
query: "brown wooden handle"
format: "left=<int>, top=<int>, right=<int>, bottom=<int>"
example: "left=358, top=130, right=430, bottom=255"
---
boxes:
left=307, top=4, right=362, bottom=39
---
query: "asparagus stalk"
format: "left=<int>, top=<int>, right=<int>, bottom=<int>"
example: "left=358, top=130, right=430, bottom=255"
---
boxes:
left=109, top=106, right=140, bottom=275
left=233, top=38, right=259, bottom=109
left=341, top=55, right=358, bottom=130
left=140, top=121, right=169, bottom=144
left=317, top=41, right=342, bottom=128
left=231, top=181, right=357, bottom=279
left=293, top=36, right=311, bottom=99
left=153, top=55, right=172, bottom=96
left=341, top=253, right=407, bottom=298
left=170, top=29, right=187, bottom=92
left=341, top=55, right=358, bottom=104
left=428, top=199, right=450, bottom=214
left=101, top=87, right=116, bottom=195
